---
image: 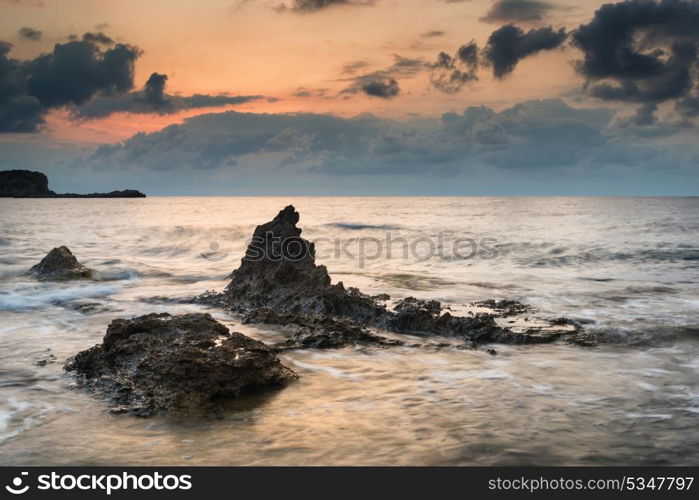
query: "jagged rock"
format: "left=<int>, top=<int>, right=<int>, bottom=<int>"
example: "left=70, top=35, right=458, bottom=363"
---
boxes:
left=197, top=205, right=595, bottom=348
left=29, top=246, right=93, bottom=281
left=222, top=205, right=386, bottom=322
left=64, top=313, right=296, bottom=416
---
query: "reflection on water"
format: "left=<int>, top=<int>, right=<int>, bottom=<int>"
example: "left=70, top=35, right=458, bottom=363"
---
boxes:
left=0, top=196, right=698, bottom=465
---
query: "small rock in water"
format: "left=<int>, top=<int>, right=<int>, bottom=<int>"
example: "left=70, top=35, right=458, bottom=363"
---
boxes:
left=29, top=246, right=93, bottom=281
left=64, top=312, right=297, bottom=416
left=35, top=353, right=57, bottom=366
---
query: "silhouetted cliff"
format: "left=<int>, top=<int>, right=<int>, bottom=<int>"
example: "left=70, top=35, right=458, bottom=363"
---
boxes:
left=0, top=170, right=54, bottom=197
left=0, top=170, right=146, bottom=198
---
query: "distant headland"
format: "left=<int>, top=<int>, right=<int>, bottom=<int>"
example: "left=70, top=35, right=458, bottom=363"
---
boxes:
left=0, top=170, right=146, bottom=198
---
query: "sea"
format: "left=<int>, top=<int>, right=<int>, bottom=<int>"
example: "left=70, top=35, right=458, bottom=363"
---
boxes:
left=0, top=196, right=698, bottom=465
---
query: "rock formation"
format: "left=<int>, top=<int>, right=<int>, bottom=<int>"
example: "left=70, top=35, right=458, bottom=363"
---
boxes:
left=198, top=205, right=591, bottom=348
left=54, top=189, right=146, bottom=198
left=29, top=246, right=93, bottom=281
left=0, top=170, right=54, bottom=197
left=0, top=170, right=145, bottom=198
left=65, top=313, right=296, bottom=416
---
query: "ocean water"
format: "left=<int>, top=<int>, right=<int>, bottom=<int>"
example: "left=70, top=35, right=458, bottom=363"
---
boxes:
left=0, top=196, right=698, bottom=465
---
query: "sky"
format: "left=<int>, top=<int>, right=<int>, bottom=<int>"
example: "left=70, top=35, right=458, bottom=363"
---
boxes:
left=1, top=0, right=698, bottom=195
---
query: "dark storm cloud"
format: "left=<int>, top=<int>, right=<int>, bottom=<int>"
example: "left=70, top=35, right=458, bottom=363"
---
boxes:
left=571, top=0, right=699, bottom=123
left=429, top=41, right=479, bottom=93
left=72, top=72, right=264, bottom=119
left=676, top=95, right=699, bottom=118
left=480, top=0, right=557, bottom=24
left=81, top=32, right=115, bottom=45
left=18, top=27, right=42, bottom=41
left=88, top=99, right=630, bottom=175
left=279, top=0, right=375, bottom=13
left=26, top=41, right=138, bottom=108
left=143, top=72, right=168, bottom=108
left=342, top=55, right=425, bottom=98
left=361, top=78, right=399, bottom=98
left=0, top=36, right=140, bottom=132
left=432, top=23, right=565, bottom=87
left=483, top=24, right=567, bottom=78
left=630, top=102, right=658, bottom=126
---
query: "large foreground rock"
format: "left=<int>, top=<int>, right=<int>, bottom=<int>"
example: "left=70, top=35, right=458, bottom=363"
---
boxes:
left=224, top=205, right=385, bottom=322
left=65, top=313, right=297, bottom=416
left=29, top=246, right=93, bottom=281
left=198, top=205, right=590, bottom=348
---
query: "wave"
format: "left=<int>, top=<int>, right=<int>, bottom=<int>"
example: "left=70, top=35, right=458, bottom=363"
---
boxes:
left=290, top=360, right=363, bottom=381
left=326, top=222, right=402, bottom=231
left=93, top=269, right=141, bottom=281
left=0, top=283, right=118, bottom=312
left=587, top=325, right=699, bottom=346
left=0, top=397, right=53, bottom=445
left=501, top=244, right=699, bottom=268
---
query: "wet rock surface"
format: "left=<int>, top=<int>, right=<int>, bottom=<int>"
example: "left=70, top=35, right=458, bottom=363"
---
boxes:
left=387, top=297, right=500, bottom=340
left=198, top=205, right=594, bottom=348
left=29, top=246, right=93, bottom=281
left=471, top=299, right=532, bottom=317
left=241, top=308, right=403, bottom=350
left=64, top=313, right=297, bottom=416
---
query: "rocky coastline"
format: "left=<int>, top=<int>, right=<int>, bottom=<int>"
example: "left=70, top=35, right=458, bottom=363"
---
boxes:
left=30, top=205, right=598, bottom=416
left=195, top=205, right=597, bottom=349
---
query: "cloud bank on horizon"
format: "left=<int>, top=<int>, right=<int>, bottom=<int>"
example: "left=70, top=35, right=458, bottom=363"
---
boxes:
left=0, top=0, right=698, bottom=195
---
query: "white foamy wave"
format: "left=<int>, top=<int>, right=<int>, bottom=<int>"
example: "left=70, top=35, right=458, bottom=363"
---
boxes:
left=94, top=269, right=141, bottom=281
left=291, top=360, right=363, bottom=381
left=0, top=283, right=118, bottom=311
left=621, top=412, right=674, bottom=420
left=431, top=369, right=512, bottom=381
left=0, top=398, right=52, bottom=445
